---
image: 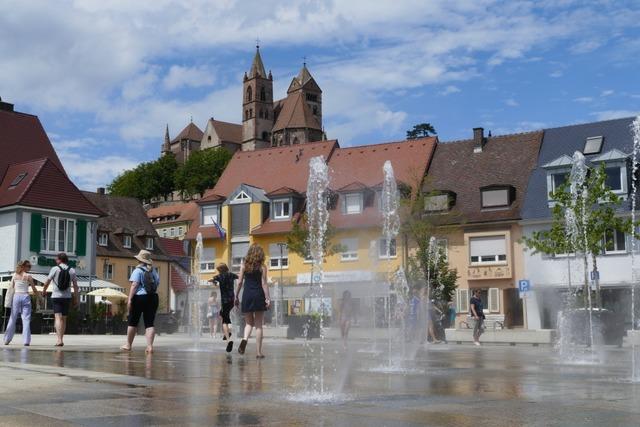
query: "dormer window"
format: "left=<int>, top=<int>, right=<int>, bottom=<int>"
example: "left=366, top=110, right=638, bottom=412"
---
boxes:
left=231, top=191, right=250, bottom=203
left=425, top=191, right=456, bottom=213
left=145, top=237, right=154, bottom=250
left=202, top=205, right=220, bottom=225
left=604, top=166, right=623, bottom=192
left=583, top=136, right=603, bottom=155
left=273, top=199, right=291, bottom=220
left=480, top=186, right=514, bottom=209
left=123, top=235, right=132, bottom=249
left=550, top=171, right=569, bottom=195
left=344, top=193, right=363, bottom=215
left=98, top=232, right=108, bottom=247
left=591, top=149, right=629, bottom=197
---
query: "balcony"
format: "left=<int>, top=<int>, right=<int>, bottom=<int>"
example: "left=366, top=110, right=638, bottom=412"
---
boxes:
left=467, top=264, right=512, bottom=280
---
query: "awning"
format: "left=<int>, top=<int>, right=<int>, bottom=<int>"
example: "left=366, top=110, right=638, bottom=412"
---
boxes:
left=30, top=274, right=124, bottom=292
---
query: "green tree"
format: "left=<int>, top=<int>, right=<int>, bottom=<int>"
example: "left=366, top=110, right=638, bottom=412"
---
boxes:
left=522, top=163, right=636, bottom=307
left=406, top=123, right=437, bottom=139
left=286, top=213, right=345, bottom=261
left=151, top=153, right=178, bottom=200
left=174, top=148, right=232, bottom=198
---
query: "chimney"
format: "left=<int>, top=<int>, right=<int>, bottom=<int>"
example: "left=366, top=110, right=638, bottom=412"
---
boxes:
left=97, top=187, right=106, bottom=195
left=0, top=97, right=14, bottom=112
left=473, top=127, right=485, bottom=153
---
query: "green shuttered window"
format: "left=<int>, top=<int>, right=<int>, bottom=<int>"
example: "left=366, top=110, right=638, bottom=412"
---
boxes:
left=76, top=219, right=87, bottom=256
left=30, top=213, right=42, bottom=253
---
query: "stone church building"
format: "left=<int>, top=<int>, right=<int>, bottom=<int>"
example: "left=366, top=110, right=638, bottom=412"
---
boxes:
left=162, top=46, right=325, bottom=161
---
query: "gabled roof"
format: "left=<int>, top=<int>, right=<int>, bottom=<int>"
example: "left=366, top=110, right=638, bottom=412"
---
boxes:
left=266, top=186, right=302, bottom=197
left=204, top=140, right=338, bottom=197
left=523, top=117, right=636, bottom=220
left=591, top=148, right=628, bottom=162
left=197, top=193, right=226, bottom=205
left=208, top=119, right=242, bottom=144
left=287, top=65, right=322, bottom=94
left=147, top=202, right=199, bottom=224
left=82, top=191, right=170, bottom=260
left=425, top=131, right=543, bottom=224
left=224, top=183, right=268, bottom=204
left=542, top=154, right=574, bottom=169
left=249, top=47, right=267, bottom=78
left=0, top=158, right=103, bottom=216
left=272, top=91, right=321, bottom=132
left=329, top=137, right=437, bottom=190
left=337, top=182, right=369, bottom=192
left=171, top=122, right=204, bottom=144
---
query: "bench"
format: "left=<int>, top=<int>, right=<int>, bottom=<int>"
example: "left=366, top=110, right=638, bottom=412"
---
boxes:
left=460, top=314, right=505, bottom=330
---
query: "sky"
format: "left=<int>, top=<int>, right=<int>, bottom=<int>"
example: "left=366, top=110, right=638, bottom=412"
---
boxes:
left=1, top=0, right=639, bottom=190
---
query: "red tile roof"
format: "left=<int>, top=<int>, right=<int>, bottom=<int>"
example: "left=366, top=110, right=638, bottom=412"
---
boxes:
left=170, top=265, right=188, bottom=293
left=252, top=212, right=302, bottom=236
left=171, top=122, right=204, bottom=143
left=210, top=119, right=242, bottom=144
left=184, top=224, right=223, bottom=240
left=0, top=158, right=103, bottom=216
left=272, top=91, right=321, bottom=132
left=147, top=202, right=199, bottom=224
left=159, top=237, right=186, bottom=257
left=424, top=131, right=543, bottom=224
left=202, top=140, right=339, bottom=199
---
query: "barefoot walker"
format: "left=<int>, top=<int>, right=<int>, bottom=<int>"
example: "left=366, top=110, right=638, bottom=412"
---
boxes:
left=4, top=260, right=40, bottom=346
left=235, top=244, right=270, bottom=358
left=122, top=250, right=160, bottom=353
left=212, top=263, right=238, bottom=353
left=42, top=253, right=79, bottom=347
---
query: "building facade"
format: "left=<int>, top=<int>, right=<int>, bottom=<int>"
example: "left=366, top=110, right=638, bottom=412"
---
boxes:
left=147, top=202, right=198, bottom=240
left=521, top=117, right=638, bottom=330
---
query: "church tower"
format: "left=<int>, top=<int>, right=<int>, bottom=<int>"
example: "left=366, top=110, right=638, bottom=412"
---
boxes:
left=161, top=124, right=171, bottom=155
left=242, top=45, right=274, bottom=151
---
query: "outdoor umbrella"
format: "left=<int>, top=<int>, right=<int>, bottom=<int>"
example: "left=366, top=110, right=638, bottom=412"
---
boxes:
left=87, top=288, right=128, bottom=299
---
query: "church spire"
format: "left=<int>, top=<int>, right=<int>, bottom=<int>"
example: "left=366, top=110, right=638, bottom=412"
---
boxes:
left=249, top=44, right=267, bottom=78
left=162, top=124, right=171, bottom=154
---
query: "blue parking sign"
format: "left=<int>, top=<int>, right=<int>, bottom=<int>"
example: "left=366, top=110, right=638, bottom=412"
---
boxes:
left=518, top=279, right=531, bottom=293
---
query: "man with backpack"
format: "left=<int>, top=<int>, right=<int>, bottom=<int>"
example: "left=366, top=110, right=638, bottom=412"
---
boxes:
left=121, top=250, right=160, bottom=354
left=42, top=253, right=79, bottom=347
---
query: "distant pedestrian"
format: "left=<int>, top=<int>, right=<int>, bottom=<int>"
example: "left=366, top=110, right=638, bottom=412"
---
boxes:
left=42, top=253, right=79, bottom=347
left=339, top=290, right=354, bottom=349
left=207, top=291, right=220, bottom=339
left=470, top=289, right=485, bottom=346
left=447, top=301, right=456, bottom=328
left=4, top=260, right=40, bottom=346
left=212, top=263, right=238, bottom=352
left=235, top=244, right=271, bottom=358
left=121, top=250, right=160, bottom=354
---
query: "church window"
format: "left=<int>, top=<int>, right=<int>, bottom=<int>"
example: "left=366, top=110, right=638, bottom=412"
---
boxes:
left=259, top=109, right=263, bottom=119
left=246, top=86, right=252, bottom=102
left=313, top=106, right=318, bottom=115
left=306, top=93, right=318, bottom=102
left=262, top=131, right=269, bottom=141
left=260, top=86, right=266, bottom=101
left=245, top=110, right=249, bottom=120
left=264, top=110, right=268, bottom=119
left=250, top=108, right=253, bottom=118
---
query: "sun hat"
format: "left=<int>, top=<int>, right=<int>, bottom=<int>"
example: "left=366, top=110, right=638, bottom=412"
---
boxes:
left=134, top=249, right=153, bottom=265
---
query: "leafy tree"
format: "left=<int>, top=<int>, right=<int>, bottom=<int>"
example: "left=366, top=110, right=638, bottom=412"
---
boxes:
left=174, top=148, right=232, bottom=198
left=522, top=163, right=636, bottom=307
left=406, top=123, right=437, bottom=139
left=151, top=153, right=178, bottom=200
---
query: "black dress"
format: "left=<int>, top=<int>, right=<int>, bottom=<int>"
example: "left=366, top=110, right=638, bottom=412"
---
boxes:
left=241, top=268, right=266, bottom=313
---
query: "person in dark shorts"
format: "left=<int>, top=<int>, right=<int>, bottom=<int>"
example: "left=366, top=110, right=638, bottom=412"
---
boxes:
left=42, top=253, right=79, bottom=347
left=470, top=289, right=485, bottom=346
left=121, top=250, right=160, bottom=354
left=212, top=263, right=238, bottom=353
left=235, top=244, right=271, bottom=358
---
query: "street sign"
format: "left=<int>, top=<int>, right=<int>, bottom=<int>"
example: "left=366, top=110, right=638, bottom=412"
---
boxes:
left=590, top=271, right=600, bottom=281
left=518, top=279, right=531, bottom=293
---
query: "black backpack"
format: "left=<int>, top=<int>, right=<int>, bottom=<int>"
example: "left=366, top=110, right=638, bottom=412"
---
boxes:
left=56, top=265, right=71, bottom=291
left=137, top=267, right=158, bottom=294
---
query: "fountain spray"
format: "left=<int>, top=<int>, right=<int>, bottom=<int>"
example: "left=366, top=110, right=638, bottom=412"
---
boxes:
left=630, top=116, right=640, bottom=381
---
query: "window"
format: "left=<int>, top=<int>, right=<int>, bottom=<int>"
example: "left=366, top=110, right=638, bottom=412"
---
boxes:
left=202, top=205, right=220, bottom=225
left=604, top=229, right=626, bottom=254
left=260, top=86, right=266, bottom=101
left=378, top=238, right=397, bottom=259
left=41, top=216, right=76, bottom=254
left=306, top=93, right=318, bottom=102
left=425, top=194, right=450, bottom=212
left=313, top=105, right=318, bottom=115
left=170, top=228, right=175, bottom=237
left=162, top=229, right=168, bottom=238
left=231, top=242, right=249, bottom=272
left=269, top=244, right=289, bottom=269
left=178, top=226, right=184, bottom=236
left=262, top=131, right=269, bottom=141
left=481, top=187, right=510, bottom=208
left=145, top=237, right=154, bottom=250
left=98, top=232, right=108, bottom=247
left=436, top=238, right=448, bottom=261
left=246, top=86, right=252, bottom=102
left=344, top=193, right=363, bottom=215
left=584, top=136, right=603, bottom=155
left=604, top=166, right=623, bottom=192
left=123, top=235, right=132, bottom=249
left=259, top=109, right=263, bottom=119
left=469, top=235, right=507, bottom=265
left=340, top=238, right=359, bottom=261
left=231, top=204, right=250, bottom=237
left=273, top=199, right=291, bottom=219
left=455, top=289, right=469, bottom=314
left=245, top=109, right=248, bottom=120
left=200, top=247, right=216, bottom=272
left=9, top=172, right=27, bottom=188
left=127, top=265, right=135, bottom=278
left=103, top=263, right=114, bottom=280
left=232, top=191, right=250, bottom=203
left=488, top=288, right=500, bottom=313
left=550, top=172, right=569, bottom=195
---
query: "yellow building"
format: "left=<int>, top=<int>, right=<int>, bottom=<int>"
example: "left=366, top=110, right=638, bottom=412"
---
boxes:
left=84, top=190, right=174, bottom=313
left=147, top=202, right=198, bottom=240
left=186, top=138, right=437, bottom=322
left=423, top=128, right=543, bottom=328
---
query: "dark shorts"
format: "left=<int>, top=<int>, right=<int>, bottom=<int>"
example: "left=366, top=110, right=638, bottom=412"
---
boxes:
left=127, top=294, right=159, bottom=329
left=219, top=302, right=234, bottom=324
left=52, top=298, right=71, bottom=316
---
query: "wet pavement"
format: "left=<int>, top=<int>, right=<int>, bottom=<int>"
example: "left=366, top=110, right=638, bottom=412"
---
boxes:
left=0, top=336, right=639, bottom=426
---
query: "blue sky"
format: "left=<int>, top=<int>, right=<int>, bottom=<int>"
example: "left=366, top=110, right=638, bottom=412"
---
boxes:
left=1, top=0, right=639, bottom=190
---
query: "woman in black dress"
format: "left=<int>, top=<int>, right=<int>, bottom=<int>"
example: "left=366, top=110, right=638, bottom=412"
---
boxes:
left=235, top=244, right=271, bottom=357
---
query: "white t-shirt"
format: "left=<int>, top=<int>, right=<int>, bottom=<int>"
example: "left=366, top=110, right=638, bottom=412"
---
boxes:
left=47, top=264, right=76, bottom=299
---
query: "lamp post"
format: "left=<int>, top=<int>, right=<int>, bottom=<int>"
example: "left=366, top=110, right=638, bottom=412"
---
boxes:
left=277, top=242, right=288, bottom=328
left=88, top=221, right=98, bottom=314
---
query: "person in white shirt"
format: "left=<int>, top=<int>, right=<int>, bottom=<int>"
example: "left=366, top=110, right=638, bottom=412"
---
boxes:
left=42, top=253, right=79, bottom=347
left=4, top=260, right=40, bottom=346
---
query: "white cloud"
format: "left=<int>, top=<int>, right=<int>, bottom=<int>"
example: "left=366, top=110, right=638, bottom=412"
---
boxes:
left=573, top=97, right=593, bottom=103
left=591, top=110, right=640, bottom=121
left=439, top=85, right=461, bottom=96
left=491, top=121, right=547, bottom=135
left=600, top=89, right=614, bottom=97
left=163, top=65, right=216, bottom=91
left=570, top=40, right=602, bottom=54
left=549, top=70, right=563, bottom=78
left=505, top=98, right=519, bottom=107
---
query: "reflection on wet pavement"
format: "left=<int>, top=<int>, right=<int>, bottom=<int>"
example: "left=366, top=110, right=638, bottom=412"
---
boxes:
left=0, top=340, right=639, bottom=426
